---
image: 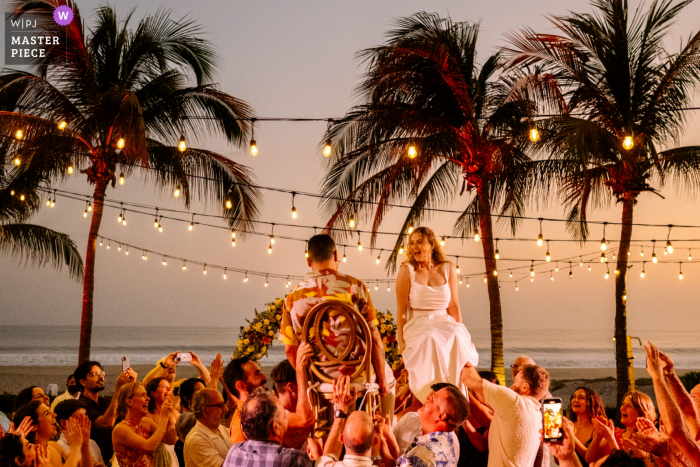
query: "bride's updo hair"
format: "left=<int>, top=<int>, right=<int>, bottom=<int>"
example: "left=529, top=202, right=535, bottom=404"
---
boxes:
left=403, top=227, right=448, bottom=268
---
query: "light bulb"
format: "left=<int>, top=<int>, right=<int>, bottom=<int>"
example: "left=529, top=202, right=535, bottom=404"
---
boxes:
left=399, top=247, right=404, bottom=254
left=58, top=121, right=67, bottom=130
left=569, top=270, right=573, bottom=279
left=305, top=250, right=308, bottom=258
left=495, top=249, right=500, bottom=260
left=231, top=229, right=236, bottom=239
left=268, top=244, right=272, bottom=254
left=546, top=251, right=551, bottom=262
left=15, top=129, right=23, bottom=139
left=509, top=271, right=513, bottom=278
left=459, top=278, right=463, bottom=284
left=456, top=265, right=460, bottom=274
left=551, top=273, right=554, bottom=281
left=106, top=243, right=110, bottom=249
left=118, top=245, right=121, bottom=251
left=537, top=234, right=543, bottom=246
left=226, top=199, right=232, bottom=209
left=474, top=231, right=480, bottom=242
left=174, top=186, right=181, bottom=197
left=244, top=274, right=249, bottom=282
left=407, top=141, right=417, bottom=158
left=408, top=225, right=414, bottom=234
left=182, top=262, right=186, bottom=270
left=530, top=269, right=535, bottom=278
left=67, top=166, right=73, bottom=174
left=348, top=217, right=355, bottom=228
left=529, top=127, right=540, bottom=142
left=119, top=173, right=125, bottom=185
left=178, top=135, right=186, bottom=152
left=10, top=190, right=14, bottom=196
left=46, top=199, right=51, bottom=206
left=122, top=218, right=126, bottom=226
left=689, top=250, right=693, bottom=261
left=13, top=157, right=20, bottom=166
left=641, top=270, right=645, bottom=278
left=118, top=213, right=123, bottom=223
left=605, top=272, right=609, bottom=279
left=270, top=235, right=275, bottom=244
left=189, top=222, right=194, bottom=231
left=666, top=241, right=674, bottom=254
left=162, top=258, right=167, bottom=266
left=484, top=274, right=487, bottom=283
left=680, top=271, right=684, bottom=279
left=652, top=253, right=658, bottom=263
left=516, top=284, right=519, bottom=291
left=100, top=239, right=103, bottom=246
left=19, top=194, right=25, bottom=201
left=440, top=237, right=445, bottom=246
left=615, top=269, right=620, bottom=275
left=323, top=139, right=332, bottom=157
left=250, top=139, right=258, bottom=156
left=387, top=284, right=391, bottom=292
left=555, top=263, right=559, bottom=271
left=265, top=279, right=269, bottom=287
left=588, top=265, right=592, bottom=271
left=159, top=225, right=163, bottom=232
left=343, top=254, right=347, bottom=263
left=83, top=209, right=88, bottom=218
left=375, top=283, right=378, bottom=290
left=600, top=253, right=606, bottom=262
left=117, top=137, right=125, bottom=149
left=292, top=207, right=297, bottom=219
left=376, top=255, right=380, bottom=264
left=50, top=200, right=55, bottom=207
left=600, top=239, right=607, bottom=251
left=125, top=248, right=129, bottom=255
left=88, top=202, right=92, bottom=212
left=232, top=239, right=236, bottom=247
left=358, top=241, right=362, bottom=251
left=493, top=270, right=498, bottom=276
left=622, top=135, right=634, bottom=150
left=203, top=266, right=207, bottom=275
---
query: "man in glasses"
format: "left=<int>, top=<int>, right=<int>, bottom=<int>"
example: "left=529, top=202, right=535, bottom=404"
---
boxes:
left=74, top=360, right=137, bottom=461
left=184, top=388, right=231, bottom=467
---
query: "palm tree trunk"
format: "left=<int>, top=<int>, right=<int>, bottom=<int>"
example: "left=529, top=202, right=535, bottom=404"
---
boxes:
left=477, top=190, right=505, bottom=385
left=614, top=196, right=634, bottom=406
left=78, top=178, right=108, bottom=363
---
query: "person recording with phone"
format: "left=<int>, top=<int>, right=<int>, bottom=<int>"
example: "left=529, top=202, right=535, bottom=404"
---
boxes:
left=142, top=351, right=211, bottom=387
left=144, top=378, right=179, bottom=467
left=461, top=362, right=550, bottom=467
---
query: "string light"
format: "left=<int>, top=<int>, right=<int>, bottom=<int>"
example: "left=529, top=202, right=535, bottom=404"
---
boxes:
left=118, top=203, right=123, bottom=223
left=244, top=272, right=249, bottom=282
left=376, top=250, right=381, bottom=264
left=291, top=192, right=297, bottom=219
left=174, top=185, right=181, bottom=198
left=154, top=209, right=159, bottom=228
left=250, top=118, right=258, bottom=156
left=407, top=139, right=417, bottom=158
left=83, top=201, right=88, bottom=218
left=459, top=277, right=463, bottom=285
left=203, top=265, right=207, bottom=275
left=67, top=165, right=73, bottom=174
left=178, top=135, right=187, bottom=152
left=679, top=262, right=683, bottom=279
left=537, top=219, right=544, bottom=246
left=399, top=246, right=404, bottom=255
left=387, top=282, right=391, bottom=292
left=605, top=264, right=610, bottom=279
left=268, top=241, right=272, bottom=254
left=375, top=281, right=378, bottom=291
left=15, top=128, right=23, bottom=140
left=158, top=217, right=163, bottom=232
left=615, top=267, right=620, bottom=275
left=530, top=260, right=535, bottom=278
left=50, top=190, right=56, bottom=207
left=270, top=224, right=276, bottom=244
left=588, top=263, right=592, bottom=271
left=58, top=121, right=67, bottom=130
left=466, top=278, right=470, bottom=288
left=13, top=156, right=21, bottom=166
left=225, top=194, right=233, bottom=210
left=641, top=246, right=644, bottom=257
left=286, top=276, right=290, bottom=287
left=580, top=256, right=583, bottom=267
left=119, top=173, right=125, bottom=185
left=19, top=194, right=25, bottom=201
left=641, top=262, right=645, bottom=278
left=357, top=232, right=362, bottom=251
left=224, top=269, right=228, bottom=280
left=323, top=138, right=332, bottom=157
left=515, top=282, right=519, bottom=291
left=440, top=237, right=445, bottom=246
left=162, top=256, right=167, bottom=266
left=182, top=261, right=187, bottom=270
left=484, top=274, right=487, bottom=283
left=529, top=123, right=540, bottom=142
left=116, top=137, right=125, bottom=149
left=509, top=270, right=513, bottom=278
left=348, top=215, right=355, bottom=229
left=652, top=240, right=658, bottom=263
left=456, top=257, right=460, bottom=274
left=600, top=252, right=606, bottom=262
left=569, top=262, right=573, bottom=279
left=545, top=241, right=551, bottom=262
left=555, top=262, right=559, bottom=272
left=142, top=250, right=147, bottom=260
left=493, top=269, right=498, bottom=276
left=600, top=222, right=608, bottom=251
left=87, top=200, right=92, bottom=212
left=550, top=271, right=554, bottom=281
left=666, top=225, right=674, bottom=254
left=125, top=246, right=128, bottom=255
left=106, top=241, right=110, bottom=250
left=305, top=242, right=308, bottom=258
left=189, top=214, right=195, bottom=231
left=343, top=246, right=347, bottom=262
left=118, top=244, right=121, bottom=252
left=100, top=239, right=103, bottom=247
left=474, top=228, right=480, bottom=242
left=622, top=134, right=634, bottom=150
left=689, top=249, right=693, bottom=261
left=407, top=224, right=414, bottom=235
left=495, top=239, right=500, bottom=260
left=613, top=253, right=617, bottom=260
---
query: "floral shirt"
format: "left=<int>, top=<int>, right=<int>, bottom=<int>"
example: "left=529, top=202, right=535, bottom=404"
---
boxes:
left=279, top=269, right=378, bottom=378
left=397, top=431, right=460, bottom=467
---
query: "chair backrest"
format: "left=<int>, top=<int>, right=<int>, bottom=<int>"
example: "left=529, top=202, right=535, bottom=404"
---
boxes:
left=301, top=300, right=373, bottom=384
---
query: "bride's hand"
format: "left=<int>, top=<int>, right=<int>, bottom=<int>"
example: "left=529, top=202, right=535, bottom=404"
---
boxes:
left=397, top=334, right=405, bottom=353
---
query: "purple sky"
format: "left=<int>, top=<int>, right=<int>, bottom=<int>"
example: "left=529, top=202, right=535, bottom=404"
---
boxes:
left=1, top=0, right=700, bottom=337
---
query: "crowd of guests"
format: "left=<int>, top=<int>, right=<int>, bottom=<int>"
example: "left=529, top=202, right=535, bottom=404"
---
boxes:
left=0, top=341, right=697, bottom=467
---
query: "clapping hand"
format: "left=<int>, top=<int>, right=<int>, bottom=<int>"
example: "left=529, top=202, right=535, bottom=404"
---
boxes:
left=160, top=393, right=174, bottom=418
left=627, top=429, right=670, bottom=458
left=332, top=376, right=357, bottom=415
left=35, top=444, right=51, bottom=467
left=8, top=416, right=35, bottom=438
left=209, top=353, right=223, bottom=388
left=658, top=350, right=675, bottom=377
left=65, top=417, right=83, bottom=449
left=76, top=413, right=91, bottom=446
left=592, top=416, right=616, bottom=445
left=373, top=412, right=392, bottom=440
left=644, top=342, right=664, bottom=378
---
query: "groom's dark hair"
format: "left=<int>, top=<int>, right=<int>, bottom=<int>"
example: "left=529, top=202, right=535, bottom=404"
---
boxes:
left=308, top=234, right=336, bottom=262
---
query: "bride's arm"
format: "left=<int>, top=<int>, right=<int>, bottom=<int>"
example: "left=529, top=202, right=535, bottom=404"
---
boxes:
left=395, top=265, right=410, bottom=352
left=446, top=262, right=462, bottom=323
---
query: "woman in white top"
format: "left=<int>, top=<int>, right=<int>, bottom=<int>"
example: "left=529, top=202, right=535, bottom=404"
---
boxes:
left=396, top=227, right=479, bottom=403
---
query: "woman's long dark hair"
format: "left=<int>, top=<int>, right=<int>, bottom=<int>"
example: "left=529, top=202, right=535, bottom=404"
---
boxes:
left=145, top=377, right=167, bottom=414
left=0, top=434, right=25, bottom=467
left=566, top=387, right=606, bottom=422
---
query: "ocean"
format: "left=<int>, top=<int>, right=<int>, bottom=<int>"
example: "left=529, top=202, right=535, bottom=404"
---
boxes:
left=1, top=325, right=699, bottom=369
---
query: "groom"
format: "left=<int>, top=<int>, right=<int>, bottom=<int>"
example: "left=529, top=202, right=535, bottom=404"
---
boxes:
left=279, top=234, right=395, bottom=414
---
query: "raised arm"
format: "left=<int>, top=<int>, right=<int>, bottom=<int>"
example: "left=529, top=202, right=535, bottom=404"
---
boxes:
left=323, top=376, right=356, bottom=459
left=143, top=351, right=179, bottom=385
left=460, top=363, right=484, bottom=401
left=113, top=395, right=173, bottom=454
left=659, top=350, right=700, bottom=439
left=95, top=369, right=136, bottom=429
left=395, top=265, right=410, bottom=352
left=446, top=262, right=462, bottom=323
left=286, top=342, right=315, bottom=429
left=188, top=352, right=211, bottom=385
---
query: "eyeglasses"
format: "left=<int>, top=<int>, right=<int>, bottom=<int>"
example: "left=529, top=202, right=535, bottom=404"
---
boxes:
left=510, top=364, right=520, bottom=370
left=204, top=402, right=225, bottom=409
left=88, top=371, right=106, bottom=378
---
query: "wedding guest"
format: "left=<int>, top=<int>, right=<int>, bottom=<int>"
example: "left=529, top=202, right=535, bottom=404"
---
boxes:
left=270, top=342, right=315, bottom=449
left=112, top=382, right=174, bottom=467
left=12, top=400, right=93, bottom=467
left=585, top=391, right=656, bottom=464
left=315, top=376, right=375, bottom=467
left=222, top=356, right=268, bottom=445
left=279, top=234, right=395, bottom=414
left=461, top=362, right=549, bottom=467
left=53, top=399, right=105, bottom=467
left=51, top=376, right=80, bottom=411
left=183, top=389, right=231, bottom=467
left=378, top=383, right=468, bottom=467
left=566, top=387, right=606, bottom=465
left=393, top=382, right=453, bottom=454
left=142, top=352, right=211, bottom=386
left=144, top=378, right=179, bottom=467
left=74, top=360, right=136, bottom=461
left=174, top=378, right=205, bottom=467
left=0, top=419, right=83, bottom=467
left=222, top=388, right=312, bottom=467
left=12, top=388, right=49, bottom=416
left=511, top=356, right=536, bottom=380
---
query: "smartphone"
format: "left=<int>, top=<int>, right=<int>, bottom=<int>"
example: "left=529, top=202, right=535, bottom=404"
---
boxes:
left=176, top=352, right=192, bottom=363
left=121, top=355, right=130, bottom=372
left=543, top=398, right=564, bottom=442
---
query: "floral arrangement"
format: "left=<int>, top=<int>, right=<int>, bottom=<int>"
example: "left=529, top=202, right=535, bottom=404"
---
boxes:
left=233, top=298, right=283, bottom=360
left=377, top=310, right=403, bottom=370
left=233, top=299, right=403, bottom=370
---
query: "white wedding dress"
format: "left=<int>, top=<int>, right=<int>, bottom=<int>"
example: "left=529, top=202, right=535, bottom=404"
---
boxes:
left=402, top=263, right=479, bottom=403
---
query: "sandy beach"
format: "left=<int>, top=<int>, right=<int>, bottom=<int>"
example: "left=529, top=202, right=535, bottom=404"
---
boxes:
left=1, top=365, right=694, bottom=409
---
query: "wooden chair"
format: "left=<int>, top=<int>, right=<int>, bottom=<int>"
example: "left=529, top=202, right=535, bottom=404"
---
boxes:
left=301, top=300, right=378, bottom=436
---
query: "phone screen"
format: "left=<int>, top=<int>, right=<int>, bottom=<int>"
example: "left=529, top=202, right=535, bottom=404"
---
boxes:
left=176, top=352, right=192, bottom=363
left=543, top=398, right=563, bottom=442
left=121, top=355, right=130, bottom=372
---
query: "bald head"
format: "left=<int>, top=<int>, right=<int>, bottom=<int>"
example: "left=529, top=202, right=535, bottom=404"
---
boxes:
left=513, top=355, right=536, bottom=378
left=342, top=411, right=375, bottom=456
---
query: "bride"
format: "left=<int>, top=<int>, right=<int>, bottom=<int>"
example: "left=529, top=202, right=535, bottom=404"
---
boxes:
left=396, top=226, right=479, bottom=403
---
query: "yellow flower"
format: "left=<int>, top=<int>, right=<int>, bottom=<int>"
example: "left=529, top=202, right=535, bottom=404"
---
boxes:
left=247, top=346, right=255, bottom=353
left=237, top=340, right=243, bottom=346
left=276, top=314, right=282, bottom=321
left=386, top=313, right=393, bottom=319
left=243, top=339, right=249, bottom=345
left=382, top=337, right=388, bottom=344
left=380, top=325, right=386, bottom=333
left=261, top=346, right=267, bottom=353
left=264, top=319, right=270, bottom=325
left=268, top=331, right=275, bottom=337
left=386, top=325, right=393, bottom=331
left=238, top=345, right=243, bottom=350
left=379, top=318, right=385, bottom=324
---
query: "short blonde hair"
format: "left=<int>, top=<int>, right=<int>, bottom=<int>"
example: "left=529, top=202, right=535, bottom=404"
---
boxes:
left=402, top=227, right=448, bottom=269
left=623, top=391, right=657, bottom=422
left=116, top=382, right=144, bottom=419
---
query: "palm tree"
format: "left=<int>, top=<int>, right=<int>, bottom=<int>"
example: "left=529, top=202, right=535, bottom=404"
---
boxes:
left=320, top=13, right=556, bottom=384
left=503, top=0, right=700, bottom=405
left=2, top=1, right=262, bottom=363
left=1, top=170, right=83, bottom=280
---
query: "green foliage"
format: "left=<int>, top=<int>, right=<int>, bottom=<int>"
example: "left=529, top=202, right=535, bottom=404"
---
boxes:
left=680, top=371, right=700, bottom=392
left=233, top=298, right=284, bottom=361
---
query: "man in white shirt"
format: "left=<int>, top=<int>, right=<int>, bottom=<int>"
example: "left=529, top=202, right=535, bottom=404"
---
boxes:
left=51, top=374, right=80, bottom=411
left=392, top=382, right=452, bottom=454
left=461, top=362, right=550, bottom=467
left=184, top=388, right=232, bottom=467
